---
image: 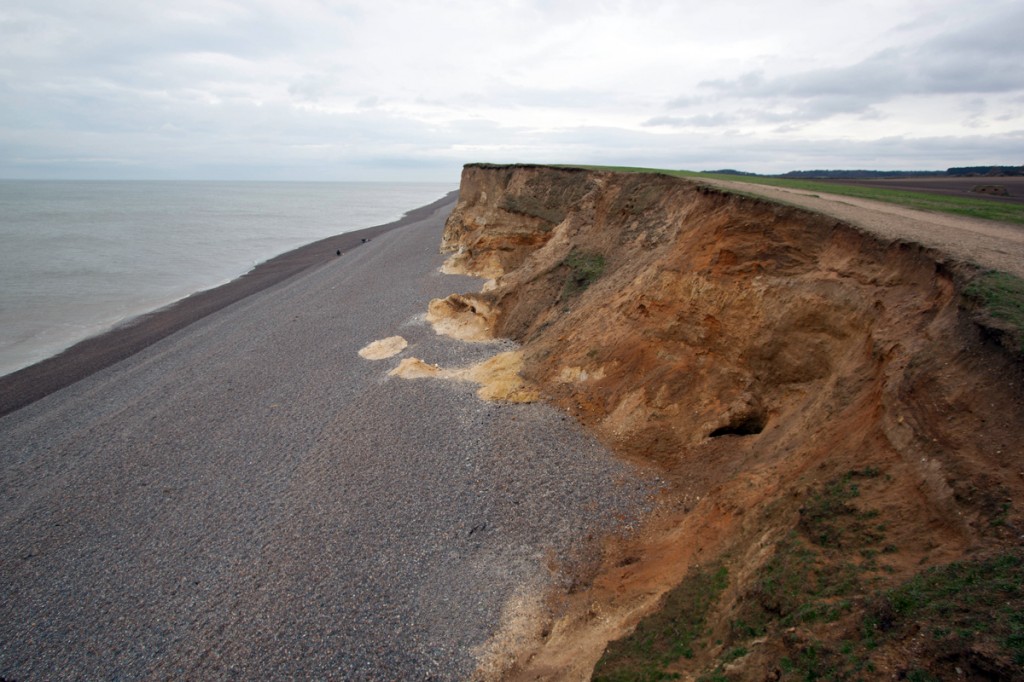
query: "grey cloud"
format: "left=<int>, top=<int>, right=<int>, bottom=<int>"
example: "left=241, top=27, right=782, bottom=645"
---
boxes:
left=286, top=70, right=374, bottom=106
left=693, top=6, right=1024, bottom=121
left=0, top=1, right=322, bottom=103
left=4, top=102, right=1022, bottom=180
left=645, top=100, right=886, bottom=130
left=529, top=126, right=1024, bottom=175
left=452, top=83, right=618, bottom=111
left=1, top=1, right=1021, bottom=181
left=666, top=95, right=705, bottom=109
left=484, top=123, right=1024, bottom=172
left=642, top=113, right=736, bottom=128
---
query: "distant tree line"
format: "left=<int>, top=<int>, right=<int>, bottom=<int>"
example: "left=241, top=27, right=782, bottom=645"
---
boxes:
left=704, top=165, right=1024, bottom=179
left=945, top=166, right=1024, bottom=177
left=703, top=169, right=761, bottom=176
left=774, top=170, right=946, bottom=179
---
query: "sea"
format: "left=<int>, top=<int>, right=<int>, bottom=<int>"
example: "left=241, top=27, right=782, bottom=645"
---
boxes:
left=0, top=180, right=455, bottom=377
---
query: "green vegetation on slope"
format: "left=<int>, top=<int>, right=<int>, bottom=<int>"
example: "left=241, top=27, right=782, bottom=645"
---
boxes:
left=592, top=469, right=1024, bottom=680
left=593, top=564, right=729, bottom=682
left=561, top=249, right=606, bottom=299
left=572, top=165, right=1024, bottom=225
left=964, top=271, right=1024, bottom=352
left=865, top=552, right=1024, bottom=667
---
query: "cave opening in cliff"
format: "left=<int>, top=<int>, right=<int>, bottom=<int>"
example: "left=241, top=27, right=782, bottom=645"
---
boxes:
left=708, top=413, right=766, bottom=437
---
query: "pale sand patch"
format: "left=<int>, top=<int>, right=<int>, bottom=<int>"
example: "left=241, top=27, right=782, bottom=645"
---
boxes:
left=426, top=295, right=494, bottom=342
left=441, top=250, right=505, bottom=280
left=388, top=357, right=444, bottom=379
left=440, top=253, right=473, bottom=276
left=357, top=336, right=408, bottom=360
left=460, top=351, right=541, bottom=403
left=440, top=255, right=497, bottom=291
left=389, top=351, right=539, bottom=403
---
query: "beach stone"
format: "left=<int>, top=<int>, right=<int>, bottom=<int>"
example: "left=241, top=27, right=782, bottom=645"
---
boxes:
left=0, top=197, right=655, bottom=681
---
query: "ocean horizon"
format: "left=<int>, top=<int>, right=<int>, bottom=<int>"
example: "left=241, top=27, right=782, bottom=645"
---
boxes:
left=0, top=180, right=455, bottom=377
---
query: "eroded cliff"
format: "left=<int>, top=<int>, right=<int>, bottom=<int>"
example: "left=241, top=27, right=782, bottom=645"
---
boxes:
left=440, top=164, right=1024, bottom=681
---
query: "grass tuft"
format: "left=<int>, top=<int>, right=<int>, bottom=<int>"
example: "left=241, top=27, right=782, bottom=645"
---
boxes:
left=964, top=271, right=1024, bottom=352
left=561, top=249, right=606, bottom=299
left=799, top=469, right=884, bottom=550
left=865, top=552, right=1024, bottom=666
left=593, top=564, right=729, bottom=681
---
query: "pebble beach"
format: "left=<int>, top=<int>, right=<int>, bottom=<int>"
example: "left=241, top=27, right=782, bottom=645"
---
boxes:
left=0, top=196, right=654, bottom=680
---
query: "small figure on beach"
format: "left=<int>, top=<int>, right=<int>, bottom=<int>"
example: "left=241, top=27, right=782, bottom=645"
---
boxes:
left=336, top=249, right=341, bottom=256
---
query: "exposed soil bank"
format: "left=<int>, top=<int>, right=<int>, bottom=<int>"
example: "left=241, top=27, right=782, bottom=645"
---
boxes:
left=440, top=165, right=1024, bottom=680
left=0, top=191, right=457, bottom=417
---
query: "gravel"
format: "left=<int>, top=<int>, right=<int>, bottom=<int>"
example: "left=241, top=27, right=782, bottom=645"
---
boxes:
left=0, top=199, right=655, bottom=680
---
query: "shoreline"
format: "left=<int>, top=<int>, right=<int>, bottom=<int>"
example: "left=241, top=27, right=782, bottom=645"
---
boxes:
left=0, top=190, right=459, bottom=417
left=0, top=181, right=651, bottom=679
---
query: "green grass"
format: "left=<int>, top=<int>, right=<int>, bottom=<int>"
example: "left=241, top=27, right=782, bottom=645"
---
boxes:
left=799, top=469, right=885, bottom=550
left=964, top=271, right=1024, bottom=352
left=594, top=470, right=890, bottom=679
left=595, top=466, right=1024, bottom=680
left=570, top=165, right=1024, bottom=225
left=865, top=552, right=1024, bottom=666
left=720, top=472, right=891, bottom=678
left=739, top=533, right=862, bottom=635
left=593, top=564, right=729, bottom=681
left=561, top=249, right=606, bottom=299
left=733, top=537, right=1024, bottom=679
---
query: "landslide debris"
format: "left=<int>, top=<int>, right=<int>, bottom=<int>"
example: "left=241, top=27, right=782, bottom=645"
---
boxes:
left=357, top=335, right=408, bottom=359
left=388, top=351, right=539, bottom=404
left=442, top=164, right=1024, bottom=681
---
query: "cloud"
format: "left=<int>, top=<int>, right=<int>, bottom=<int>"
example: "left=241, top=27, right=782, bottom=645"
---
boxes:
left=642, top=114, right=736, bottom=128
left=0, top=0, right=1022, bottom=179
left=693, top=4, right=1024, bottom=123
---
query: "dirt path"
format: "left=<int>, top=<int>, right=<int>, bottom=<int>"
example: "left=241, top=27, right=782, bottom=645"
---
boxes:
left=700, top=178, right=1024, bottom=278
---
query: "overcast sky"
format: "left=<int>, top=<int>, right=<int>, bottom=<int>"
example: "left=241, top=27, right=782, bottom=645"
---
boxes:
left=2, top=0, right=1022, bottom=181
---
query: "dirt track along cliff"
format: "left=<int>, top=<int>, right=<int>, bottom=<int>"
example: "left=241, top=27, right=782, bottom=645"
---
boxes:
left=440, top=165, right=1024, bottom=681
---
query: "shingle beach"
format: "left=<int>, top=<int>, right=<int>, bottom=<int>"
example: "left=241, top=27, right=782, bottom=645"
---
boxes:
left=0, top=196, right=654, bottom=680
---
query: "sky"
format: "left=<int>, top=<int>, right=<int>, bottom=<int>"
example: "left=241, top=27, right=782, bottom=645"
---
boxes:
left=1, top=0, right=1022, bottom=181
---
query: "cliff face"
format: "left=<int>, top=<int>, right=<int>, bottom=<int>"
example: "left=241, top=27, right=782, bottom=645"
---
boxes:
left=440, top=165, right=1024, bottom=680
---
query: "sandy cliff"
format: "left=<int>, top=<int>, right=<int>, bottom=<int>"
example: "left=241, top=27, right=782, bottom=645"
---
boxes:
left=439, top=164, right=1024, bottom=681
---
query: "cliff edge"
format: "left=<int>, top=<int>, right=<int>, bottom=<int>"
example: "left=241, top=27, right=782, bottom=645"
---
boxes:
left=440, top=164, right=1024, bottom=681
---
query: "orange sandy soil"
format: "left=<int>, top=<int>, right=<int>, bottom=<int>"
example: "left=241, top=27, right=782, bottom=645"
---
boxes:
left=437, top=165, right=1024, bottom=681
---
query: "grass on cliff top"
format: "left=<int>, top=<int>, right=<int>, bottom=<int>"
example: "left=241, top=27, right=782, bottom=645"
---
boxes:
left=571, top=165, right=1024, bottom=226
